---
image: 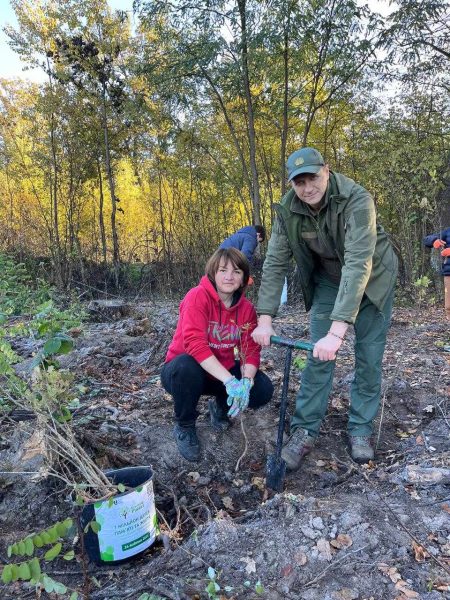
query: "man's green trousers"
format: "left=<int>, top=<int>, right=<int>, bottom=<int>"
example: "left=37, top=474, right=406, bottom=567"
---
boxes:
left=291, top=274, right=395, bottom=437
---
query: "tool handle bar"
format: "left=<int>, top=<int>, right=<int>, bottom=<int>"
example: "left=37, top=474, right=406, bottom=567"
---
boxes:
left=270, top=335, right=314, bottom=352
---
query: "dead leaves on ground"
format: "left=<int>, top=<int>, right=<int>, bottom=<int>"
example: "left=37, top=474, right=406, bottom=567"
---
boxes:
left=316, top=538, right=333, bottom=561
left=293, top=550, right=308, bottom=565
left=330, top=533, right=353, bottom=550
left=221, top=496, right=235, bottom=511
left=411, top=541, right=429, bottom=562
left=314, top=534, right=353, bottom=562
left=251, top=476, right=265, bottom=491
left=378, top=562, right=450, bottom=596
left=239, top=556, right=256, bottom=574
left=378, top=563, right=420, bottom=598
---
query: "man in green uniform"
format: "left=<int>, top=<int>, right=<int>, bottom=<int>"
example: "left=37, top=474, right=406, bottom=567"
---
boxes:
left=252, top=147, right=398, bottom=468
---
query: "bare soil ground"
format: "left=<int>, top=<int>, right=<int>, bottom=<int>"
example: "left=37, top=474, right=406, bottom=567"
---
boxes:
left=1, top=301, right=449, bottom=600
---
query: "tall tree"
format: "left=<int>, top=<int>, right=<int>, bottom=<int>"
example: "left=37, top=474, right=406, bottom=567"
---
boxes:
left=50, top=1, right=133, bottom=285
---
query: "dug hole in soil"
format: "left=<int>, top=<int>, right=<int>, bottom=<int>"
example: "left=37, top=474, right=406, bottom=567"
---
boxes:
left=1, top=300, right=449, bottom=600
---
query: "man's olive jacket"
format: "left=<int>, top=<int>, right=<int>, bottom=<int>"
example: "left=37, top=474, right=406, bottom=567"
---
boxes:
left=257, top=171, right=398, bottom=324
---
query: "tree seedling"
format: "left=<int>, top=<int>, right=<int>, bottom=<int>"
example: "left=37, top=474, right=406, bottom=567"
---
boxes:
left=205, top=566, right=221, bottom=599
left=1, top=518, right=79, bottom=598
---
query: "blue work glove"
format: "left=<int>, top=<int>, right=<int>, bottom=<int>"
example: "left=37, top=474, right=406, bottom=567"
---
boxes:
left=239, top=378, right=253, bottom=411
left=224, top=376, right=242, bottom=418
left=224, top=376, right=243, bottom=398
left=225, top=377, right=253, bottom=418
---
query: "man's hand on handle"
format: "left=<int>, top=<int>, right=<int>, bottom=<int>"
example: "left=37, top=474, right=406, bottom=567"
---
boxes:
left=313, top=333, right=342, bottom=361
left=253, top=316, right=348, bottom=361
left=252, top=315, right=276, bottom=347
left=314, top=322, right=348, bottom=360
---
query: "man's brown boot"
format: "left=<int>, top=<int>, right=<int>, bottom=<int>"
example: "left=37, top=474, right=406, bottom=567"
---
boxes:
left=349, top=435, right=374, bottom=463
left=281, top=428, right=316, bottom=471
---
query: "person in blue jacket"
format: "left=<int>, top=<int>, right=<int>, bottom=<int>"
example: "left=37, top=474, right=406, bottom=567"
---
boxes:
left=423, top=226, right=450, bottom=321
left=220, top=225, right=265, bottom=264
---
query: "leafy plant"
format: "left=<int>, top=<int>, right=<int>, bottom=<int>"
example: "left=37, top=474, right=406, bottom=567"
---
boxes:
left=0, top=327, right=116, bottom=597
left=1, top=519, right=78, bottom=598
left=293, top=354, right=307, bottom=371
left=8, top=324, right=116, bottom=502
left=0, top=253, right=84, bottom=333
left=0, top=269, right=114, bottom=498
left=31, top=299, right=85, bottom=338
left=24, top=365, right=116, bottom=501
left=0, top=254, right=50, bottom=316
left=0, top=253, right=85, bottom=413
left=30, top=333, right=75, bottom=370
left=205, top=566, right=221, bottom=599
left=413, top=275, right=431, bottom=307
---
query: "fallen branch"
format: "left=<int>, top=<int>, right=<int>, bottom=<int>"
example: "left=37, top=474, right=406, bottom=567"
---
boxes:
left=78, top=430, right=136, bottom=467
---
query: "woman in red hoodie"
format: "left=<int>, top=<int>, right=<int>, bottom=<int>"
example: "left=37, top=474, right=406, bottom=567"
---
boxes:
left=161, top=248, right=273, bottom=461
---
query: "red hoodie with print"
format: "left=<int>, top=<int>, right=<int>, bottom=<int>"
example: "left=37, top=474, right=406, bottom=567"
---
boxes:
left=165, top=276, right=261, bottom=372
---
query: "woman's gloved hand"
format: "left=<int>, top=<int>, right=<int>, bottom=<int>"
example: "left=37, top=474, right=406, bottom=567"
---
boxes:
left=433, top=239, right=446, bottom=249
left=224, top=376, right=244, bottom=418
left=224, top=376, right=243, bottom=397
left=441, top=248, right=450, bottom=257
left=237, top=377, right=253, bottom=413
left=224, top=377, right=253, bottom=418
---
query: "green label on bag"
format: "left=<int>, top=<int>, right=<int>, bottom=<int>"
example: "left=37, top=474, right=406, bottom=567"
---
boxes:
left=122, top=532, right=150, bottom=551
left=94, top=479, right=157, bottom=561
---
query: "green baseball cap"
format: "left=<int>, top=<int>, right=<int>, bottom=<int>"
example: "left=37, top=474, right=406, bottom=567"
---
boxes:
left=286, top=147, right=325, bottom=180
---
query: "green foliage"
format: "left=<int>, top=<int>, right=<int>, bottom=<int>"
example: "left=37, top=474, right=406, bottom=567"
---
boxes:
left=0, top=339, right=20, bottom=369
left=0, top=254, right=84, bottom=337
left=7, top=519, right=73, bottom=558
left=203, top=566, right=237, bottom=598
left=30, top=333, right=75, bottom=370
left=31, top=300, right=85, bottom=339
left=0, top=253, right=84, bottom=412
left=255, top=580, right=265, bottom=594
left=293, top=354, right=307, bottom=371
left=413, top=275, right=431, bottom=306
left=83, top=519, right=102, bottom=535
left=26, top=366, right=77, bottom=420
left=2, top=519, right=77, bottom=598
left=205, top=566, right=221, bottom=599
left=0, top=254, right=50, bottom=316
left=0, top=335, right=29, bottom=411
left=414, top=275, right=431, bottom=288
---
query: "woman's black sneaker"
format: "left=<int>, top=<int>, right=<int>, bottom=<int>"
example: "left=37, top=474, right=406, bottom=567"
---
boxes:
left=173, top=424, right=200, bottom=461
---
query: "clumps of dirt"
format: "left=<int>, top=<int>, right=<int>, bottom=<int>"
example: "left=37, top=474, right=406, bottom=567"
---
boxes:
left=1, top=302, right=449, bottom=600
left=153, top=490, right=444, bottom=599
